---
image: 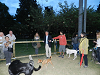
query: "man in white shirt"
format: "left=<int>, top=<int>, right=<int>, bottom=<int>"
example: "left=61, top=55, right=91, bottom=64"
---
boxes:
left=6, top=31, right=16, bottom=41
left=44, top=31, right=52, bottom=58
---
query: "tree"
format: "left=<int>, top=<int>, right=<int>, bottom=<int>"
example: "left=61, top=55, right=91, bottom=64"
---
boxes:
left=0, top=2, right=15, bottom=35
left=15, top=0, right=43, bottom=38
left=57, top=1, right=79, bottom=38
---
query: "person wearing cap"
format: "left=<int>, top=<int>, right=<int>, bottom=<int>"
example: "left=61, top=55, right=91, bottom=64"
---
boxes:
left=79, top=32, right=89, bottom=68
left=53, top=31, right=67, bottom=58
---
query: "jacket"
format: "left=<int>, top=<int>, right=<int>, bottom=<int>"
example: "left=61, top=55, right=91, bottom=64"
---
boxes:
left=72, top=36, right=79, bottom=44
left=79, top=37, right=89, bottom=54
left=44, top=35, right=52, bottom=47
left=53, top=35, right=67, bottom=45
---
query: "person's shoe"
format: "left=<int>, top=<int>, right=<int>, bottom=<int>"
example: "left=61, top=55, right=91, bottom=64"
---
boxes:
left=6, top=63, right=9, bottom=66
left=96, top=62, right=100, bottom=64
left=12, top=57, right=16, bottom=59
left=58, top=55, right=62, bottom=57
left=8, top=63, right=11, bottom=65
left=84, top=65, right=88, bottom=68
left=62, top=55, right=64, bottom=58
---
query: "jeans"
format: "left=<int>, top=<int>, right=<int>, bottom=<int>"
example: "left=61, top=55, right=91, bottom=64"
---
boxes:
left=73, top=43, right=79, bottom=53
left=97, top=47, right=100, bottom=63
left=4, top=51, right=12, bottom=64
left=35, top=48, right=38, bottom=54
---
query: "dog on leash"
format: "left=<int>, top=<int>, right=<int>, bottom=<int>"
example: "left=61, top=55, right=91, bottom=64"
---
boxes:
left=37, top=56, right=54, bottom=68
left=8, top=55, right=41, bottom=75
left=89, top=48, right=97, bottom=63
left=66, top=48, right=77, bottom=60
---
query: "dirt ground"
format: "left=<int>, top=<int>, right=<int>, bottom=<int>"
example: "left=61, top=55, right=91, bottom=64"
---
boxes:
left=0, top=54, right=100, bottom=75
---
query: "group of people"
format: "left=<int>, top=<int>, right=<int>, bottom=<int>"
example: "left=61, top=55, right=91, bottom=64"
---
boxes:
left=0, top=31, right=16, bottom=66
left=1, top=30, right=100, bottom=68
left=35, top=31, right=100, bottom=68
left=33, top=31, right=67, bottom=58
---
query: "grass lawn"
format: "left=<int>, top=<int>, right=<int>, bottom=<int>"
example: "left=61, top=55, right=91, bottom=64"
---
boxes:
left=0, top=53, right=100, bottom=75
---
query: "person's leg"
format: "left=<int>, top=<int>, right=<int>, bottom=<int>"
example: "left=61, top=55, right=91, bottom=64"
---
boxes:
left=83, top=55, right=88, bottom=67
left=80, top=54, right=82, bottom=61
left=4, top=51, right=9, bottom=64
left=96, top=49, right=99, bottom=60
left=8, top=52, right=12, bottom=64
left=76, top=43, right=79, bottom=54
left=35, top=48, right=38, bottom=54
left=62, top=45, right=65, bottom=58
left=96, top=47, right=100, bottom=63
left=49, top=47, right=51, bottom=57
left=79, top=54, right=83, bottom=64
left=0, top=46, right=5, bottom=59
left=45, top=44, right=49, bottom=58
left=59, top=45, right=62, bottom=57
left=98, top=48, right=100, bottom=63
left=73, top=44, right=76, bottom=50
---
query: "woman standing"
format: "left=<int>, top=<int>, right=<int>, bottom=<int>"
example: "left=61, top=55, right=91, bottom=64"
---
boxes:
left=93, top=32, right=100, bottom=64
left=79, top=32, right=89, bottom=68
left=2, top=36, right=13, bottom=66
left=34, top=33, right=41, bottom=56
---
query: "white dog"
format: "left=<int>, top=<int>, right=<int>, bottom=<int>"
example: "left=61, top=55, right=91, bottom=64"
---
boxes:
left=66, top=48, right=77, bottom=60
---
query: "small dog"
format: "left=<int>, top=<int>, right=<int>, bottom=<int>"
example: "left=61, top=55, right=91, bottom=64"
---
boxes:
left=90, top=48, right=97, bottom=63
left=66, top=48, right=77, bottom=60
left=37, top=56, right=54, bottom=68
left=8, top=55, right=41, bottom=75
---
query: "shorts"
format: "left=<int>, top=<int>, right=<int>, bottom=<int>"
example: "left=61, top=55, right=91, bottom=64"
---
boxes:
left=59, top=45, right=65, bottom=52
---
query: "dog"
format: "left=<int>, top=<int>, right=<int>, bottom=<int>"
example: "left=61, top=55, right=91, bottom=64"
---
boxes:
left=8, top=55, right=41, bottom=75
left=90, top=48, right=97, bottom=63
left=66, top=48, right=77, bottom=60
left=37, top=56, right=54, bottom=68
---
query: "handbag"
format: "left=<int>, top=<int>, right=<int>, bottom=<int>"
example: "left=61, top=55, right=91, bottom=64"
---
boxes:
left=8, top=47, right=13, bottom=53
left=37, top=42, right=41, bottom=48
left=32, top=42, right=37, bottom=48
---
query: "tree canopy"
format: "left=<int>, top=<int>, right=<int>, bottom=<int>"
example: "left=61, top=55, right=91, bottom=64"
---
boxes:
left=0, top=1, right=100, bottom=39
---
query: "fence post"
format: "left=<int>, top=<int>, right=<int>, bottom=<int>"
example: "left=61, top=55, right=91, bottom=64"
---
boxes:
left=13, top=40, right=15, bottom=57
left=54, top=40, right=56, bottom=54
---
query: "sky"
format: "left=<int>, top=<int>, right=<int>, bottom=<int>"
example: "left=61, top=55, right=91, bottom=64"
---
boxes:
left=0, top=0, right=100, bottom=16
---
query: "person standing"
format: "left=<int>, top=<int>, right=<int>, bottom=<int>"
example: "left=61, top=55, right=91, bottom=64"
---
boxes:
left=72, top=33, right=79, bottom=54
left=6, top=31, right=16, bottom=57
left=93, top=31, right=100, bottom=64
left=2, top=36, right=13, bottom=66
left=34, top=33, right=41, bottom=56
left=53, top=31, right=67, bottom=58
left=6, top=31, right=16, bottom=41
left=0, top=32, right=5, bottom=59
left=79, top=32, right=89, bottom=68
left=44, top=31, right=52, bottom=58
